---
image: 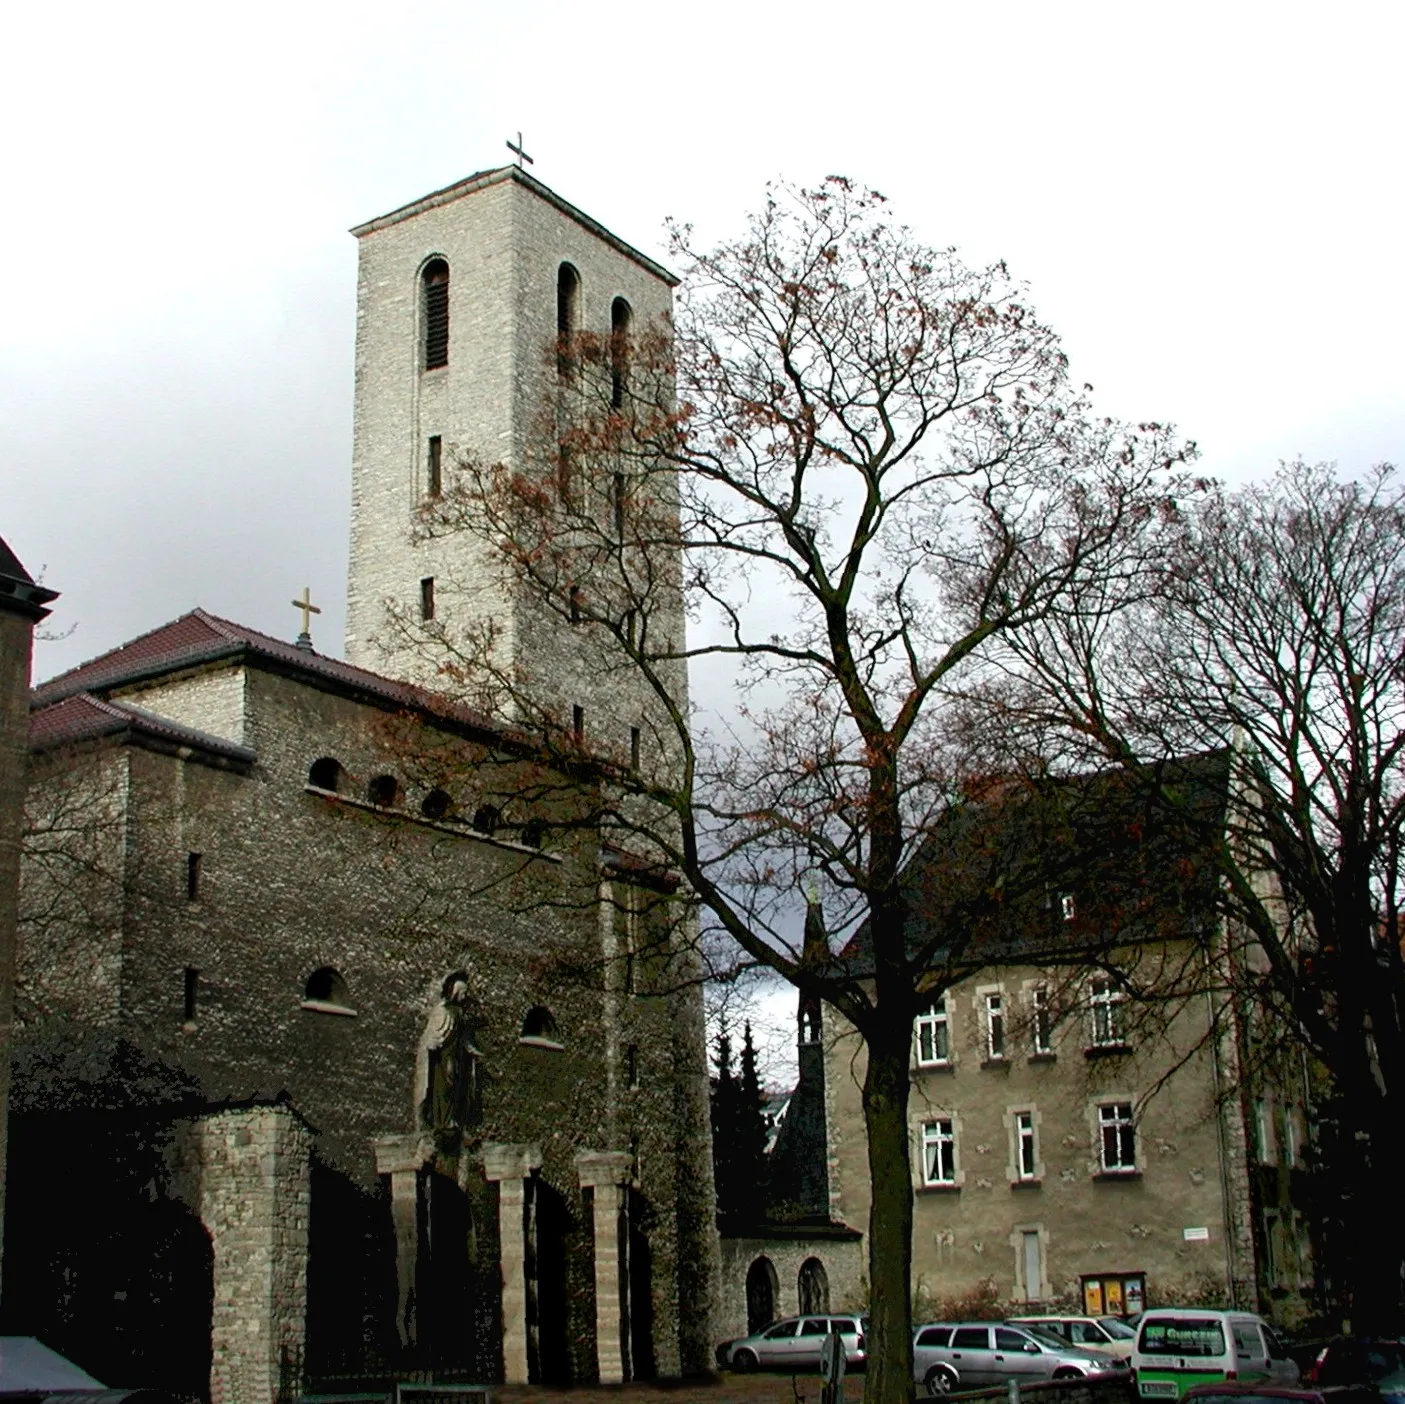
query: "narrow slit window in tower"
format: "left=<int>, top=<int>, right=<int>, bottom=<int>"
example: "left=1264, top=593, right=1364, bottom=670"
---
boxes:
left=420, top=576, right=436, bottom=621
left=630, top=726, right=641, bottom=771
left=572, top=704, right=585, bottom=743
left=610, top=297, right=632, bottom=408
left=422, top=260, right=450, bottom=370
left=427, top=435, right=443, bottom=497
left=186, top=852, right=202, bottom=901
left=557, top=263, right=580, bottom=379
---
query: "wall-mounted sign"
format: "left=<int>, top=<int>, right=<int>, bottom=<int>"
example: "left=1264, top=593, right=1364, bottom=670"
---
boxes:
left=1082, top=1272, right=1146, bottom=1317
left=1183, top=1227, right=1210, bottom=1242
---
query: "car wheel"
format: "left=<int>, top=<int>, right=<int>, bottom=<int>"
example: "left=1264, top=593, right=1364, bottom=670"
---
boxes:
left=733, top=1349, right=759, bottom=1373
left=1053, top=1368, right=1083, bottom=1381
left=926, top=1365, right=958, bottom=1395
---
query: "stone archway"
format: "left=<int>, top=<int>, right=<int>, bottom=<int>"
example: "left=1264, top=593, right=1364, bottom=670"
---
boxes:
left=797, top=1256, right=829, bottom=1314
left=745, top=1256, right=779, bottom=1334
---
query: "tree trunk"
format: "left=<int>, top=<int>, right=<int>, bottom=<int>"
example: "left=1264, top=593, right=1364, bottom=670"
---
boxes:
left=862, top=1017, right=915, bottom=1404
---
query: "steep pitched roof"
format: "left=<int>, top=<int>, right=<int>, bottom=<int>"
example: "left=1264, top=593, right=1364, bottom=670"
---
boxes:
left=29, top=691, right=255, bottom=766
left=31, top=607, right=511, bottom=743
left=841, top=750, right=1233, bottom=974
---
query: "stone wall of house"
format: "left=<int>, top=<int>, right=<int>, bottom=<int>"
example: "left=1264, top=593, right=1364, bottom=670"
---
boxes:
left=170, top=1102, right=313, bottom=1404
left=826, top=958, right=1252, bottom=1316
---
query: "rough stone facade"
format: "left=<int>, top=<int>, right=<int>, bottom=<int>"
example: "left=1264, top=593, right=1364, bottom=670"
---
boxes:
left=823, top=950, right=1315, bottom=1326
left=0, top=539, right=57, bottom=1284
left=10, top=169, right=719, bottom=1400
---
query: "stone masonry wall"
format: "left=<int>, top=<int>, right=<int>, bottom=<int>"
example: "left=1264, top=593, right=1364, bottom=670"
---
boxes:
left=26, top=658, right=716, bottom=1381
left=716, top=1235, right=865, bottom=1343
left=170, top=1102, right=313, bottom=1404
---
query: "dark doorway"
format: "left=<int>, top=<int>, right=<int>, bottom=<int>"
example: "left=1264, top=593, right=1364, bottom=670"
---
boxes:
left=746, top=1256, right=779, bottom=1334
left=525, top=1174, right=573, bottom=1385
left=304, top=1159, right=397, bottom=1383
left=422, top=1170, right=477, bottom=1377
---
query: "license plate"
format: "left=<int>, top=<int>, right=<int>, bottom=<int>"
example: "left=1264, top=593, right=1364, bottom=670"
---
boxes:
left=1140, top=1384, right=1177, bottom=1397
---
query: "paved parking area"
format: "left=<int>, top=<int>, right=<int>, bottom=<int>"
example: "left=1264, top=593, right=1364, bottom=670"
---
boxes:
left=494, top=1372, right=864, bottom=1404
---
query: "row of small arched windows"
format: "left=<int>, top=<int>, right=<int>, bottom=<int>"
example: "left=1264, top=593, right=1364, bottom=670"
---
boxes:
left=306, top=757, right=544, bottom=847
left=421, top=256, right=631, bottom=405
left=299, top=964, right=559, bottom=1043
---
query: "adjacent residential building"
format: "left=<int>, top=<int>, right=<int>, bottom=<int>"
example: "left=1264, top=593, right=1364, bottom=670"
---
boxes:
left=823, top=757, right=1317, bottom=1328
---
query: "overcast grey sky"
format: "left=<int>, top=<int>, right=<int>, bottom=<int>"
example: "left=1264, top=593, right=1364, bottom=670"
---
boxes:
left=4, top=0, right=1402, bottom=689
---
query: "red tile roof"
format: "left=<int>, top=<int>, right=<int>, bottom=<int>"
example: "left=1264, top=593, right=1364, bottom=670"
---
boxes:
left=28, top=691, right=256, bottom=763
left=31, top=608, right=516, bottom=747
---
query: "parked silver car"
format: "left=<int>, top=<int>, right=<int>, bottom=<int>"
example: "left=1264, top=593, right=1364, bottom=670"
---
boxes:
left=913, top=1321, right=1129, bottom=1394
left=1009, top=1314, right=1139, bottom=1361
left=717, top=1313, right=867, bottom=1372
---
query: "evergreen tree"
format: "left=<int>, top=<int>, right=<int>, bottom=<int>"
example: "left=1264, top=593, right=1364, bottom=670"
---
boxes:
left=737, top=1022, right=769, bottom=1202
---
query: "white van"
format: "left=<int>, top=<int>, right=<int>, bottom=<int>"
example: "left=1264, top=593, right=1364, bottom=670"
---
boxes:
left=1133, top=1309, right=1299, bottom=1399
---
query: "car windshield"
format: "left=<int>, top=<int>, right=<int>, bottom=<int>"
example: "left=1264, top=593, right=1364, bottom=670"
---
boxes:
left=1024, top=1326, right=1074, bottom=1350
left=1100, top=1318, right=1137, bottom=1340
left=1139, top=1320, right=1227, bottom=1357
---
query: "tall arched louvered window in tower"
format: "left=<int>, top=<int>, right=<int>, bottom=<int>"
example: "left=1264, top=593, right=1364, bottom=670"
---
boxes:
left=610, top=296, right=632, bottom=408
left=557, top=263, right=580, bottom=380
left=422, top=259, right=450, bottom=370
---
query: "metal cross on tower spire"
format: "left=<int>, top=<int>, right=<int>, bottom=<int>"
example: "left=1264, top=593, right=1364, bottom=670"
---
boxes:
left=506, top=132, right=534, bottom=168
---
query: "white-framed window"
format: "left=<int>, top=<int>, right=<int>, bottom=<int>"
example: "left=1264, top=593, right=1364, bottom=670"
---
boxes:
left=1015, top=1110, right=1038, bottom=1180
left=1253, top=1097, right=1277, bottom=1164
left=1030, top=985, right=1054, bottom=1055
left=1281, top=1102, right=1302, bottom=1167
left=1060, top=892, right=1076, bottom=923
left=1098, top=1102, right=1137, bottom=1173
left=1089, top=978, right=1128, bottom=1048
left=921, top=1119, right=957, bottom=1185
left=915, top=998, right=950, bottom=1067
left=984, top=992, right=1006, bottom=1060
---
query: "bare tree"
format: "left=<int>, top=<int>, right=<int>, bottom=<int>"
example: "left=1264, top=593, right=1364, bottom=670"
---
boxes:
left=983, top=460, right=1405, bottom=1332
left=419, top=178, right=1193, bottom=1400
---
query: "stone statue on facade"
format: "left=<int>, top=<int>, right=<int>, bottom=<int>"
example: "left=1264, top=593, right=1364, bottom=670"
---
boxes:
left=414, top=973, right=482, bottom=1138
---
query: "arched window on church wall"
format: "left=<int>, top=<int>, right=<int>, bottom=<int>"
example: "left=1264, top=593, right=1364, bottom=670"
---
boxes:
left=422, top=259, right=450, bottom=370
left=367, top=774, right=400, bottom=808
left=520, top=1005, right=562, bottom=1049
left=302, top=966, right=355, bottom=1015
left=745, top=1256, right=779, bottom=1334
left=610, top=296, right=632, bottom=409
left=421, top=788, right=452, bottom=821
left=472, top=804, right=499, bottom=835
left=797, top=1257, right=829, bottom=1314
left=307, top=757, right=345, bottom=793
left=557, top=262, right=580, bottom=380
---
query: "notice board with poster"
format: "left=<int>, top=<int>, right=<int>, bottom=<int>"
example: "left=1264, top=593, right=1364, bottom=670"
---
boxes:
left=1081, top=1272, right=1146, bottom=1317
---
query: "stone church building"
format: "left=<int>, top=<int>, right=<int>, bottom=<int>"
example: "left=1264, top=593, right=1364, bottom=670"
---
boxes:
left=9, top=167, right=719, bottom=1401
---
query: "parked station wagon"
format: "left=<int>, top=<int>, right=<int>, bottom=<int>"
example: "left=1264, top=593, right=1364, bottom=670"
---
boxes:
left=717, top=1314, right=867, bottom=1372
left=914, top=1321, right=1128, bottom=1395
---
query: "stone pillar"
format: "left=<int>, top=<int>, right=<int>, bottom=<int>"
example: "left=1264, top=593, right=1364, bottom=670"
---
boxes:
left=576, top=1150, right=634, bottom=1384
left=373, top=1133, right=432, bottom=1350
left=172, top=1101, right=313, bottom=1404
left=482, top=1141, right=542, bottom=1385
left=0, top=540, right=56, bottom=1282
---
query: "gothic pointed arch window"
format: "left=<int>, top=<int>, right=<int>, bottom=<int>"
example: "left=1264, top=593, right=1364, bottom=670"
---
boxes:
left=422, top=259, right=450, bottom=370
left=557, top=262, right=580, bottom=380
left=610, top=296, right=632, bottom=409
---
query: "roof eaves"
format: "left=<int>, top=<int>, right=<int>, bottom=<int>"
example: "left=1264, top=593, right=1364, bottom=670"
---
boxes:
left=349, top=166, right=678, bottom=287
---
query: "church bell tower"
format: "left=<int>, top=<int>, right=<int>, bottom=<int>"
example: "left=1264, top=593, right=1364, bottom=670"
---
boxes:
left=344, top=166, right=679, bottom=740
